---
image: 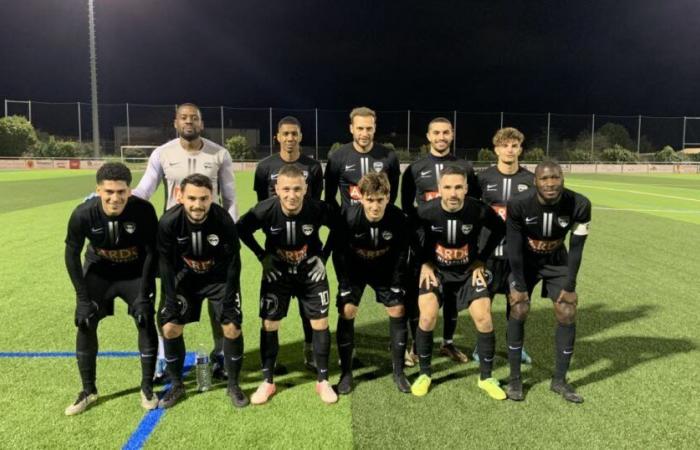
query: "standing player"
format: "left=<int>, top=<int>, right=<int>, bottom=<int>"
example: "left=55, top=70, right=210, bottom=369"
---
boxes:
left=401, top=117, right=480, bottom=365
left=411, top=166, right=506, bottom=399
left=253, top=116, right=324, bottom=370
left=64, top=163, right=158, bottom=415
left=332, top=172, right=411, bottom=394
left=237, top=165, right=338, bottom=404
left=157, top=174, right=247, bottom=408
left=133, top=103, right=239, bottom=380
left=324, top=107, right=400, bottom=210
left=505, top=161, right=591, bottom=403
left=474, top=127, right=533, bottom=364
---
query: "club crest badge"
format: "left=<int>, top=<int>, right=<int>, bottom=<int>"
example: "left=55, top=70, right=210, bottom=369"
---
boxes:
left=557, top=216, right=570, bottom=227
left=302, top=225, right=314, bottom=236
left=461, top=224, right=473, bottom=234
left=382, top=231, right=393, bottom=240
left=123, top=222, right=136, bottom=234
left=373, top=161, right=384, bottom=172
left=207, top=234, right=220, bottom=246
left=517, top=184, right=529, bottom=192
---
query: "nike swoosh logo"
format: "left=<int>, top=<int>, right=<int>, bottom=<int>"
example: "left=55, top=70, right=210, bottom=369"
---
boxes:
left=420, top=170, right=432, bottom=177
left=508, top=345, right=522, bottom=350
left=340, top=290, right=352, bottom=296
left=487, top=184, right=498, bottom=189
left=177, top=237, right=189, bottom=243
left=320, top=308, right=328, bottom=314
left=169, top=162, right=180, bottom=166
left=230, top=356, right=242, bottom=361
left=91, top=227, right=103, bottom=233
left=345, top=164, right=355, bottom=171
left=271, top=174, right=279, bottom=180
left=525, top=217, right=538, bottom=224
left=165, top=357, right=179, bottom=363
left=270, top=227, right=282, bottom=232
left=398, top=342, right=406, bottom=347
left=475, top=287, right=486, bottom=293
left=354, top=233, right=366, bottom=238
left=563, top=350, right=574, bottom=355
left=140, top=354, right=155, bottom=358
left=431, top=226, right=443, bottom=232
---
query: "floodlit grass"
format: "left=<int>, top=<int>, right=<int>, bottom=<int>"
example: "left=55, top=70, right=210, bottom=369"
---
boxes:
left=0, top=170, right=698, bottom=449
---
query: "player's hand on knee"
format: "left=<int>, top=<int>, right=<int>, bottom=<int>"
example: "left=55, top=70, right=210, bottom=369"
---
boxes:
left=306, top=256, right=326, bottom=282
left=419, top=263, right=437, bottom=290
left=75, top=300, right=99, bottom=329
left=556, top=290, right=578, bottom=305
left=509, top=289, right=529, bottom=305
left=261, top=255, right=282, bottom=282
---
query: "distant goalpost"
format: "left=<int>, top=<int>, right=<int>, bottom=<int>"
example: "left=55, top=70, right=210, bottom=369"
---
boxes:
left=119, top=145, right=158, bottom=169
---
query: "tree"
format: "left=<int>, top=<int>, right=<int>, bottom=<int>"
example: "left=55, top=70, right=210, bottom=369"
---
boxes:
left=327, top=142, right=343, bottom=157
left=522, top=148, right=546, bottom=162
left=477, top=148, right=497, bottom=162
left=224, top=135, right=256, bottom=160
left=600, top=145, right=638, bottom=162
left=563, top=148, right=592, bottom=162
left=655, top=145, right=686, bottom=162
left=0, top=115, right=38, bottom=156
left=598, top=122, right=635, bottom=150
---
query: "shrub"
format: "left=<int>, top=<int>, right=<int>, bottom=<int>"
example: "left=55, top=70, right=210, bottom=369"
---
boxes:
left=564, top=148, right=592, bottom=162
left=224, top=135, right=256, bottom=160
left=477, top=148, right=497, bottom=162
left=655, top=145, right=686, bottom=162
left=0, top=115, right=38, bottom=156
left=34, top=137, right=83, bottom=158
left=522, top=147, right=546, bottom=162
left=328, top=142, right=343, bottom=157
left=600, top=145, right=638, bottom=162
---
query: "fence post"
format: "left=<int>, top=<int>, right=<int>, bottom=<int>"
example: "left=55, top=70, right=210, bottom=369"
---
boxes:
left=546, top=112, right=551, bottom=156
left=77, top=102, right=82, bottom=143
left=220, top=105, right=225, bottom=145
left=453, top=110, right=457, bottom=155
left=407, top=110, right=411, bottom=152
left=315, top=108, right=319, bottom=160
left=269, top=107, right=273, bottom=155
left=125, top=102, right=130, bottom=145
left=590, top=114, right=596, bottom=159
left=3, top=99, right=7, bottom=117
left=28, top=100, right=32, bottom=124
left=636, top=115, right=641, bottom=154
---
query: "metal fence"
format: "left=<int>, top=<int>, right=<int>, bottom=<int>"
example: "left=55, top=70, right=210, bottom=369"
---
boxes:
left=5, top=99, right=700, bottom=161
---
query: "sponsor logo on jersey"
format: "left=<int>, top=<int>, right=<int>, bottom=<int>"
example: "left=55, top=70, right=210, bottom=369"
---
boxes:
left=261, top=293, right=279, bottom=315
left=491, top=204, right=507, bottom=221
left=526, top=237, right=563, bottom=254
left=207, top=234, right=219, bottom=246
left=353, top=246, right=390, bottom=260
left=275, top=244, right=308, bottom=265
left=349, top=185, right=362, bottom=201
left=123, top=222, right=136, bottom=234
left=423, top=191, right=440, bottom=201
left=420, top=170, right=432, bottom=178
left=344, top=164, right=356, bottom=172
left=382, top=230, right=393, bottom=240
left=302, top=224, right=314, bottom=236
left=486, top=184, right=498, bottom=191
left=517, top=184, right=529, bottom=192
left=461, top=224, right=473, bottom=235
left=525, top=216, right=538, bottom=224
left=435, top=243, right=469, bottom=265
left=373, top=161, right=384, bottom=172
left=557, top=216, right=570, bottom=228
left=182, top=256, right=215, bottom=273
left=94, top=246, right=139, bottom=263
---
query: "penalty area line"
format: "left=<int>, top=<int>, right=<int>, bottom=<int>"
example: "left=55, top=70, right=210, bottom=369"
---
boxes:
left=122, top=352, right=196, bottom=450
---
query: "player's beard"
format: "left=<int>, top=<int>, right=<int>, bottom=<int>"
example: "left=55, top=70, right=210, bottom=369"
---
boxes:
left=180, top=128, right=201, bottom=142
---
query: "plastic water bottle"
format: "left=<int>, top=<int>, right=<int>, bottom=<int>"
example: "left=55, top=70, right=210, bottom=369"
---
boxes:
left=195, top=345, right=211, bottom=392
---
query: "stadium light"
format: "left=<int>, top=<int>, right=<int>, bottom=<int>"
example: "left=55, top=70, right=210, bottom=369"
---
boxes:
left=88, top=0, right=100, bottom=157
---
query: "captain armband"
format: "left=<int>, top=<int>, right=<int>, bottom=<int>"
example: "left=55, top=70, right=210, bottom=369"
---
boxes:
left=572, top=222, right=590, bottom=236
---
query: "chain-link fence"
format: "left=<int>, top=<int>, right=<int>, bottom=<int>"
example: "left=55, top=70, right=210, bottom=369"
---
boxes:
left=4, top=99, right=699, bottom=160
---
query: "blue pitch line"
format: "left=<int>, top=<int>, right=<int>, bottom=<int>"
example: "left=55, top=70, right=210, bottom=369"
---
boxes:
left=122, top=352, right=196, bottom=450
left=0, top=351, right=140, bottom=358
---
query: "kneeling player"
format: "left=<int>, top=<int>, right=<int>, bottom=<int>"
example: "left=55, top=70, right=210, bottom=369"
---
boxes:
left=64, top=162, right=158, bottom=415
left=332, top=172, right=411, bottom=394
left=506, top=161, right=591, bottom=403
left=157, top=174, right=247, bottom=409
left=411, top=166, right=506, bottom=399
left=237, top=165, right=338, bottom=404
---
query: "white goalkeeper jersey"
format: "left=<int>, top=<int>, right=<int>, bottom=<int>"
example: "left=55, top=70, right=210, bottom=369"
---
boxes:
left=132, top=137, right=239, bottom=221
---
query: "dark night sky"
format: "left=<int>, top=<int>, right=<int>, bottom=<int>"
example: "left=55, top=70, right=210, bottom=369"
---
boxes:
left=1, top=0, right=700, bottom=115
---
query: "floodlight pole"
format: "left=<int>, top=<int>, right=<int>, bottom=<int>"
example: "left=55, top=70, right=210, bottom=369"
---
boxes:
left=407, top=110, right=411, bottom=152
left=636, top=115, right=641, bottom=154
left=88, top=0, right=100, bottom=156
left=77, top=102, right=82, bottom=143
left=314, top=108, right=319, bottom=160
left=590, top=114, right=596, bottom=159
left=682, top=116, right=687, bottom=150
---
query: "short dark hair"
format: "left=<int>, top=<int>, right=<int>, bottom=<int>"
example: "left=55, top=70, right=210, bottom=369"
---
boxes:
left=277, top=164, right=305, bottom=180
left=358, top=172, right=390, bottom=197
left=175, top=103, right=201, bottom=117
left=278, top=116, right=301, bottom=130
left=428, top=117, right=452, bottom=130
left=439, top=164, right=466, bottom=180
left=535, top=160, right=562, bottom=176
left=96, top=162, right=132, bottom=185
left=180, top=173, right=213, bottom=192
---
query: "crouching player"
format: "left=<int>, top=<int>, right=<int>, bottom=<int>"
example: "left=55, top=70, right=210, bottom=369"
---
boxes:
left=411, top=166, right=506, bottom=399
left=505, top=161, right=591, bottom=403
left=332, top=172, right=411, bottom=394
left=157, top=174, right=247, bottom=409
left=237, top=165, right=338, bottom=404
left=64, top=162, right=158, bottom=415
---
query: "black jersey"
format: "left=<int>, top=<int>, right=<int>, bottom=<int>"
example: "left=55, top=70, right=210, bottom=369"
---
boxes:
left=332, top=203, right=409, bottom=287
left=477, top=165, right=534, bottom=259
left=236, top=197, right=337, bottom=268
left=65, top=196, right=158, bottom=302
left=324, top=143, right=400, bottom=209
left=417, top=197, right=505, bottom=283
left=401, top=153, right=480, bottom=223
left=157, top=203, right=241, bottom=300
left=506, top=188, right=591, bottom=289
left=253, top=153, right=324, bottom=202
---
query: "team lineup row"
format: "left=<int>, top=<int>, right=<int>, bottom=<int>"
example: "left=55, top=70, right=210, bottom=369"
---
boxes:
left=63, top=105, right=591, bottom=415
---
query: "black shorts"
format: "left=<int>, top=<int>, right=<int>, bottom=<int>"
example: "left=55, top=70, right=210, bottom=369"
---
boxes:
left=336, top=270, right=403, bottom=311
left=486, top=258, right=510, bottom=296
left=508, top=263, right=568, bottom=302
left=85, top=269, right=152, bottom=321
left=418, top=269, right=492, bottom=311
left=259, top=272, right=330, bottom=321
left=159, top=276, right=242, bottom=326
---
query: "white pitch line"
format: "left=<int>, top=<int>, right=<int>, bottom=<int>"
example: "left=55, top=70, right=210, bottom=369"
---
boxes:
left=567, top=183, right=700, bottom=203
left=594, top=207, right=700, bottom=214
